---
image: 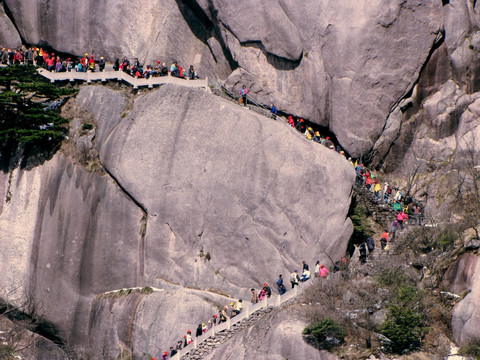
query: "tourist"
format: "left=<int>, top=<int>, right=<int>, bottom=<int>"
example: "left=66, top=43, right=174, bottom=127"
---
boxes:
left=220, top=306, right=229, bottom=323
left=277, top=274, right=286, bottom=294
left=196, top=323, right=203, bottom=337
left=380, top=231, right=389, bottom=250
left=99, top=56, right=106, bottom=72
left=233, top=299, right=243, bottom=315
left=300, top=268, right=311, bottom=282
left=251, top=288, right=258, bottom=304
left=287, top=115, right=295, bottom=127
left=188, top=65, right=199, bottom=79
left=302, top=261, right=309, bottom=272
left=314, top=261, right=320, bottom=277
left=270, top=103, right=277, bottom=119
left=397, top=210, right=408, bottom=230
left=359, top=242, right=367, bottom=264
left=263, top=283, right=272, bottom=298
left=258, top=287, right=267, bottom=300
left=366, top=236, right=375, bottom=255
left=319, top=264, right=329, bottom=278
left=240, top=84, right=248, bottom=106
left=290, top=270, right=299, bottom=289
left=88, top=55, right=95, bottom=71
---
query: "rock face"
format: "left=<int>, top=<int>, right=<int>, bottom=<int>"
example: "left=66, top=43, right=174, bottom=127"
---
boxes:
left=0, top=85, right=354, bottom=358
left=2, top=0, right=444, bottom=157
left=3, top=0, right=231, bottom=78
left=0, top=3, right=21, bottom=48
left=446, top=253, right=480, bottom=345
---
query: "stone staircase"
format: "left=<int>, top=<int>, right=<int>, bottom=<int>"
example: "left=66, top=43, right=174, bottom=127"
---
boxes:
left=170, top=283, right=308, bottom=360
left=180, top=307, right=275, bottom=360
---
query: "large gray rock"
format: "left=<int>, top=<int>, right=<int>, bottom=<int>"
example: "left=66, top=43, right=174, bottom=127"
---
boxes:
left=3, top=0, right=445, bottom=157
left=3, top=0, right=230, bottom=78
left=448, top=253, right=480, bottom=345
left=0, top=4, right=21, bottom=48
left=88, top=84, right=354, bottom=295
left=211, top=0, right=444, bottom=156
left=0, top=84, right=355, bottom=358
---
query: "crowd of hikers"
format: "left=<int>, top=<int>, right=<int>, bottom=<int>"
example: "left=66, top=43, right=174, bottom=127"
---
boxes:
left=0, top=47, right=200, bottom=80
left=354, top=162, right=425, bottom=264
left=154, top=260, right=332, bottom=359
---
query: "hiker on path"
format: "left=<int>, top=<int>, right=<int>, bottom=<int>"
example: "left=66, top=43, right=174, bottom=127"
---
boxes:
left=290, top=270, right=300, bottom=289
left=359, top=242, right=367, bottom=264
left=251, top=288, right=258, bottom=304
left=277, top=274, right=286, bottom=294
left=263, top=283, right=272, bottom=298
left=270, top=103, right=277, bottom=119
left=196, top=323, right=203, bottom=337
left=233, top=299, right=243, bottom=315
left=240, top=84, right=248, bottom=106
left=367, top=236, right=375, bottom=256
left=314, top=261, right=320, bottom=277
left=301, top=268, right=311, bottom=282
left=319, top=265, right=329, bottom=278
left=302, top=261, right=309, bottom=271
left=219, top=306, right=229, bottom=323
left=380, top=231, right=389, bottom=250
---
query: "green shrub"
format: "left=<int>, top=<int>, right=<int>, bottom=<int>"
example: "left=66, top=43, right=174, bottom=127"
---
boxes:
left=205, top=252, right=211, bottom=261
left=303, top=318, right=346, bottom=350
left=381, top=285, right=427, bottom=354
left=436, top=231, right=456, bottom=251
left=377, top=267, right=410, bottom=287
left=82, top=123, right=93, bottom=130
left=459, top=339, right=480, bottom=359
left=0, top=343, right=15, bottom=359
left=141, top=286, right=153, bottom=294
left=350, top=201, right=374, bottom=243
left=0, top=65, right=74, bottom=156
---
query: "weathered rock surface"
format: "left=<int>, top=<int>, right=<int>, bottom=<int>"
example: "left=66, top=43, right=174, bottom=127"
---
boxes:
left=214, top=0, right=443, bottom=157
left=0, top=317, right=68, bottom=360
left=0, top=3, right=21, bottom=48
left=447, top=253, right=480, bottom=345
left=3, top=0, right=230, bottom=78
left=2, top=0, right=445, bottom=157
left=0, top=84, right=354, bottom=358
left=83, top=84, right=354, bottom=294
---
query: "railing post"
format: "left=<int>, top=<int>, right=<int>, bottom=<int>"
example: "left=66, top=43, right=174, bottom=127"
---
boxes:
left=264, top=297, right=268, bottom=309
left=211, top=326, right=215, bottom=336
left=245, top=305, right=250, bottom=319
left=87, top=70, right=91, bottom=84
left=226, top=317, right=231, bottom=329
left=277, top=294, right=281, bottom=306
left=294, top=286, right=298, bottom=297
left=193, top=338, right=198, bottom=349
